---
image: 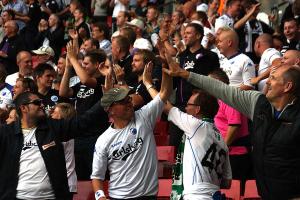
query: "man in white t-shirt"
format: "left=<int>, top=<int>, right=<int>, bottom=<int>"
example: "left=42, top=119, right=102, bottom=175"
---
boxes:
left=5, top=51, right=33, bottom=86
left=253, top=34, right=282, bottom=91
left=0, top=64, right=13, bottom=110
left=0, top=91, right=108, bottom=200
left=91, top=66, right=172, bottom=200
left=217, top=27, right=255, bottom=90
left=164, top=90, right=232, bottom=200
left=215, top=0, right=241, bottom=31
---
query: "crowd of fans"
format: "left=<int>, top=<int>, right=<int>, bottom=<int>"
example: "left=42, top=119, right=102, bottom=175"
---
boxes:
left=0, top=0, right=300, bottom=199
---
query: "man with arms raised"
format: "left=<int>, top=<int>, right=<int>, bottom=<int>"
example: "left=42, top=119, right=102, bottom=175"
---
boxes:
left=163, top=57, right=300, bottom=199
left=165, top=89, right=231, bottom=199
left=91, top=59, right=172, bottom=200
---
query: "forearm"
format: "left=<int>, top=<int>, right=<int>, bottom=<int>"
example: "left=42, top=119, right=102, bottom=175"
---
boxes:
left=158, top=70, right=173, bottom=103
left=239, top=84, right=254, bottom=91
left=144, top=83, right=159, bottom=99
left=59, top=69, right=72, bottom=97
left=258, top=68, right=271, bottom=81
left=92, top=179, right=107, bottom=200
left=15, top=15, right=31, bottom=23
left=225, top=125, right=239, bottom=146
left=234, top=13, right=252, bottom=29
left=187, top=72, right=261, bottom=119
left=163, top=41, right=177, bottom=57
left=69, top=57, right=97, bottom=87
left=92, top=179, right=104, bottom=192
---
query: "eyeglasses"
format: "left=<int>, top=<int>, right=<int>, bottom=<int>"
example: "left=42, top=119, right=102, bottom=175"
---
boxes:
left=23, top=99, right=43, bottom=106
left=113, top=96, right=132, bottom=106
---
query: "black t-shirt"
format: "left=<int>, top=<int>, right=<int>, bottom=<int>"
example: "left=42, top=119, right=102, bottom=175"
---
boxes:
left=72, top=77, right=104, bottom=115
left=117, top=54, right=138, bottom=88
left=177, top=47, right=220, bottom=107
left=27, top=2, right=42, bottom=29
left=39, top=89, right=67, bottom=114
left=135, top=5, right=148, bottom=18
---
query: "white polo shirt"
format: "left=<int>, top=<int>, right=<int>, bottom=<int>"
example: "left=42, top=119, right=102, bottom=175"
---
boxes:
left=257, top=48, right=281, bottom=91
left=221, top=53, right=255, bottom=88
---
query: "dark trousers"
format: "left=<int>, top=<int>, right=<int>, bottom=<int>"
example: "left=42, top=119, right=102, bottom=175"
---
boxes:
left=230, top=153, right=253, bottom=195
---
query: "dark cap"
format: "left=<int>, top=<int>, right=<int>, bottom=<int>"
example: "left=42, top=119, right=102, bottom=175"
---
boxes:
left=101, top=87, right=131, bottom=108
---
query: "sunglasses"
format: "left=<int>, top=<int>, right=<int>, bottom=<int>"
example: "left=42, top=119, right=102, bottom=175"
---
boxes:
left=23, top=99, right=43, bottom=106
left=113, top=96, right=132, bottom=105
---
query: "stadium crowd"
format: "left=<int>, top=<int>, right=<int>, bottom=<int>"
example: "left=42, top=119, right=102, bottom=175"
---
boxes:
left=0, top=0, right=300, bottom=199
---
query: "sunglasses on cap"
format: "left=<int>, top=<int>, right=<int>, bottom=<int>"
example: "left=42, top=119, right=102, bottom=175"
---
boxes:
left=23, top=99, right=43, bottom=106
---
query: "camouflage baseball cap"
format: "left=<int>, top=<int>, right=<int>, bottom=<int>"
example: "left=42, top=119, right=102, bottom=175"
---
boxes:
left=101, top=87, right=131, bottom=108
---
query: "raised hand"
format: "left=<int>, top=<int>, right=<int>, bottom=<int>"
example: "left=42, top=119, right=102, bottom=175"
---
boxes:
left=113, top=64, right=125, bottom=83
left=143, top=61, right=153, bottom=86
left=98, top=62, right=110, bottom=76
left=162, top=51, right=188, bottom=78
left=68, top=29, right=78, bottom=40
left=102, top=65, right=114, bottom=93
left=66, top=41, right=77, bottom=60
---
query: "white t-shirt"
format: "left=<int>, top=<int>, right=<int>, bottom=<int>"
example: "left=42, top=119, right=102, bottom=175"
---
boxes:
left=17, top=128, right=55, bottom=200
left=201, top=26, right=215, bottom=49
left=112, top=0, right=127, bottom=18
left=221, top=53, right=255, bottom=88
left=0, top=84, right=13, bottom=109
left=168, top=107, right=232, bottom=200
left=5, top=72, right=19, bottom=86
left=91, top=95, right=164, bottom=199
left=62, top=139, right=77, bottom=193
left=257, top=48, right=281, bottom=91
left=5, top=72, right=34, bottom=86
left=215, top=14, right=234, bottom=32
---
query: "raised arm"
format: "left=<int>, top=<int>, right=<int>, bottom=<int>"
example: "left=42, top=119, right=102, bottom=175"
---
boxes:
left=59, top=57, right=74, bottom=97
left=143, top=61, right=172, bottom=103
left=67, top=40, right=98, bottom=88
left=163, top=62, right=262, bottom=120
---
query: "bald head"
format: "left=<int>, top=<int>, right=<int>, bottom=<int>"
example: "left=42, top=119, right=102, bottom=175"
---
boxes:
left=282, top=65, right=300, bottom=98
left=219, top=27, right=239, bottom=47
left=5, top=20, right=18, bottom=32
left=216, top=27, right=239, bottom=57
left=256, top=34, right=273, bottom=46
left=16, top=51, right=32, bottom=76
left=254, top=34, right=273, bottom=56
left=282, top=50, right=300, bottom=66
left=4, top=20, right=18, bottom=37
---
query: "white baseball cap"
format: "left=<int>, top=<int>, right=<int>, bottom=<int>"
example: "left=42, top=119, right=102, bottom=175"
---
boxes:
left=133, top=38, right=153, bottom=51
left=126, top=18, right=145, bottom=30
left=32, top=46, right=55, bottom=57
left=197, top=3, right=208, bottom=13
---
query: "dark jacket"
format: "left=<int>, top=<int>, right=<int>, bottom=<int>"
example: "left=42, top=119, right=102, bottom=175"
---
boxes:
left=0, top=101, right=108, bottom=200
left=34, top=26, right=65, bottom=62
left=0, top=35, right=26, bottom=74
left=252, top=96, right=300, bottom=200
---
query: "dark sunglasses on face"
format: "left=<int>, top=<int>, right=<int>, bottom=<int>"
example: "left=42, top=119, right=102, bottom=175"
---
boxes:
left=23, top=99, right=43, bottom=106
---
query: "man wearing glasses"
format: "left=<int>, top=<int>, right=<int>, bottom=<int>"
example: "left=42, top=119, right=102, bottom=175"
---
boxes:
left=164, top=90, right=232, bottom=200
left=0, top=91, right=108, bottom=200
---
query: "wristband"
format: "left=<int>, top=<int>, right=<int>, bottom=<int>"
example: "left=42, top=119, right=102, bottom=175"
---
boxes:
left=146, top=84, right=155, bottom=90
left=95, top=190, right=105, bottom=200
